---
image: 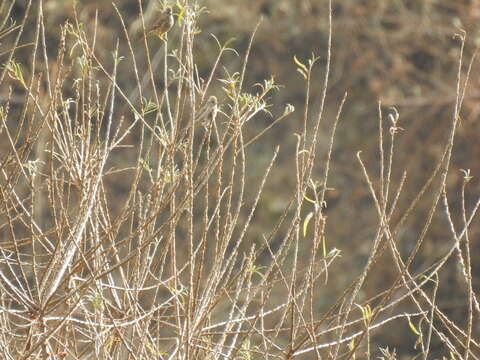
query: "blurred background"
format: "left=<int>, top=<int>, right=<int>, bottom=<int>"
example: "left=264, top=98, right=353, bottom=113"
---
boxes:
left=2, top=0, right=480, bottom=357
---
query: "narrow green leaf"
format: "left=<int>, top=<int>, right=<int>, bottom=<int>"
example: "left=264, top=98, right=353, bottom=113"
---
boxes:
left=303, top=212, right=314, bottom=237
left=293, top=55, right=308, bottom=74
left=407, top=316, right=420, bottom=336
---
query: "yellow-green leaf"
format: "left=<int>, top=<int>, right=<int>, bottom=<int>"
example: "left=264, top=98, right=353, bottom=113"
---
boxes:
left=303, top=194, right=316, bottom=204
left=408, top=316, right=420, bottom=336
left=293, top=55, right=308, bottom=74
left=303, top=211, right=314, bottom=237
left=176, top=1, right=185, bottom=24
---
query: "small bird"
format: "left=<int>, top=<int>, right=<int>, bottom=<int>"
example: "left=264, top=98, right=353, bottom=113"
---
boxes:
left=196, top=96, right=220, bottom=141
left=196, top=96, right=218, bottom=125
left=145, top=7, right=174, bottom=39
